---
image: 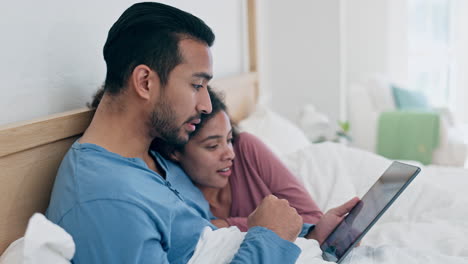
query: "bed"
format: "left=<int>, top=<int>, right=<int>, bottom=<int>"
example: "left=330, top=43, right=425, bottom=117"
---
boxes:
left=1, top=0, right=468, bottom=263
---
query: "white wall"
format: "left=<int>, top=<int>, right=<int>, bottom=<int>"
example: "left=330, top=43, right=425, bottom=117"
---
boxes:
left=451, top=1, right=468, bottom=124
left=345, top=0, right=390, bottom=87
left=345, top=0, right=408, bottom=86
left=387, top=0, right=409, bottom=86
left=258, top=0, right=341, bottom=122
left=257, top=0, right=404, bottom=125
left=0, top=0, right=418, bottom=128
left=0, top=0, right=247, bottom=126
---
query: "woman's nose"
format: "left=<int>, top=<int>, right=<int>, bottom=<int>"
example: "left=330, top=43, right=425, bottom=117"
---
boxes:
left=223, top=146, right=235, bottom=161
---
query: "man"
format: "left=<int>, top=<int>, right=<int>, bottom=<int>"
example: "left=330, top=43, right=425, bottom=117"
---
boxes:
left=47, top=2, right=358, bottom=263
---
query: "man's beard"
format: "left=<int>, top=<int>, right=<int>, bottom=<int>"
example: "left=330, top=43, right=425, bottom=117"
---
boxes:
left=148, top=98, right=193, bottom=147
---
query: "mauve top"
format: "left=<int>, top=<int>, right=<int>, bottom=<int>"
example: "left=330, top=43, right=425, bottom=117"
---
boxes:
left=225, top=132, right=323, bottom=231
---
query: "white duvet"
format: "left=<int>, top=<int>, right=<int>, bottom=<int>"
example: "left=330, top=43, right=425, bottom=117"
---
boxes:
left=189, top=142, right=468, bottom=264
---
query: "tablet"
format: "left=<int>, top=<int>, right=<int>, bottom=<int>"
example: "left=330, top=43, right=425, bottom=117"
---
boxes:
left=320, top=161, right=421, bottom=263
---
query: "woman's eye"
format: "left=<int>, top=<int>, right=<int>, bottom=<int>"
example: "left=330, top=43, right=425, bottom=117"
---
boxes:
left=206, top=145, right=218, bottom=150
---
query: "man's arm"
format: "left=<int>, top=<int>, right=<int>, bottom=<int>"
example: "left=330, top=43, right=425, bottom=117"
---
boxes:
left=59, top=200, right=170, bottom=264
left=230, top=195, right=303, bottom=264
left=210, top=218, right=302, bottom=264
left=213, top=218, right=313, bottom=238
left=230, top=227, right=301, bottom=263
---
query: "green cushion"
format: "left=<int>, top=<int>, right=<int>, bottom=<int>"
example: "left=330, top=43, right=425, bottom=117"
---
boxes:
left=391, top=85, right=432, bottom=111
left=377, top=111, right=440, bottom=165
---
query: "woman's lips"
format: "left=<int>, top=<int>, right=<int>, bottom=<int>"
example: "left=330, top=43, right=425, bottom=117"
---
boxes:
left=217, top=166, right=232, bottom=177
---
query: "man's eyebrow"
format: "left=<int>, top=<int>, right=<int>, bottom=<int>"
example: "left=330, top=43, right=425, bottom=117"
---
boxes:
left=193, top=72, right=213, bottom=81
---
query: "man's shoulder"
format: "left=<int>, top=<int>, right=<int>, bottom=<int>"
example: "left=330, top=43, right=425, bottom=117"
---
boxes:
left=64, top=142, right=164, bottom=192
left=48, top=142, right=174, bottom=222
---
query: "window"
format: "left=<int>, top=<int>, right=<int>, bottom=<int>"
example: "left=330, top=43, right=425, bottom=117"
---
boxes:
left=408, top=0, right=453, bottom=107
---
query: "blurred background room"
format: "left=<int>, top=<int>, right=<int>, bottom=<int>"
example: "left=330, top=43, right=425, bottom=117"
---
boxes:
left=1, top=0, right=467, bottom=166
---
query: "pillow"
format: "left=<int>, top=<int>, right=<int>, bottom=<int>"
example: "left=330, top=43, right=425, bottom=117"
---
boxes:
left=297, top=104, right=336, bottom=143
left=0, top=213, right=75, bottom=264
left=0, top=238, right=24, bottom=264
left=280, top=142, right=392, bottom=211
left=366, top=76, right=397, bottom=112
left=391, top=85, right=432, bottom=111
left=238, top=104, right=311, bottom=156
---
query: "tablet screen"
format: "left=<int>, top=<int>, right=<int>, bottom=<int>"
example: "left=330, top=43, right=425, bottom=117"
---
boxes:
left=320, top=161, right=420, bottom=263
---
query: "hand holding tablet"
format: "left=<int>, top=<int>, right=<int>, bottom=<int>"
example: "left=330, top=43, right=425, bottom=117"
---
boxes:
left=306, top=197, right=360, bottom=244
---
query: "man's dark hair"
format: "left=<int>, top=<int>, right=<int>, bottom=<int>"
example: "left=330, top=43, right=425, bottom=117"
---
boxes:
left=103, top=2, right=215, bottom=94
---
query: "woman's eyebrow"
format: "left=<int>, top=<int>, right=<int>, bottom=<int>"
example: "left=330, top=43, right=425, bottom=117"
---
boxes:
left=198, top=129, right=232, bottom=143
left=199, top=135, right=222, bottom=143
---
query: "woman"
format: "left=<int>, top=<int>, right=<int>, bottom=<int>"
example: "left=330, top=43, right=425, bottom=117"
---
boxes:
left=155, top=88, right=323, bottom=231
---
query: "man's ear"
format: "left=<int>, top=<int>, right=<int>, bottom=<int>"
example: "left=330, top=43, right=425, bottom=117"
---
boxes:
left=130, top=64, right=160, bottom=100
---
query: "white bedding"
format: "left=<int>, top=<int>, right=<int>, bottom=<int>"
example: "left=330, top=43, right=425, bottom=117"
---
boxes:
left=189, top=142, right=468, bottom=263
left=284, top=142, right=468, bottom=261
left=0, top=214, right=74, bottom=264
left=189, top=227, right=467, bottom=264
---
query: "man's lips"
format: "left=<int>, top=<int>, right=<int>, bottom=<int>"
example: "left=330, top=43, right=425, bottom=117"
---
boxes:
left=185, top=118, right=201, bottom=132
left=190, top=118, right=201, bottom=125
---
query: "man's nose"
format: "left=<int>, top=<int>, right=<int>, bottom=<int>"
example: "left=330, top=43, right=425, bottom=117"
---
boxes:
left=197, top=87, right=212, bottom=114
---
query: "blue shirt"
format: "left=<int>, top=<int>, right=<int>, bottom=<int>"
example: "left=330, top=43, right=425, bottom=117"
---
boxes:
left=46, top=141, right=301, bottom=263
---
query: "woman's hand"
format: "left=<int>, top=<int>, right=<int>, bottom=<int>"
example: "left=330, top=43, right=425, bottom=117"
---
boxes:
left=306, top=197, right=360, bottom=245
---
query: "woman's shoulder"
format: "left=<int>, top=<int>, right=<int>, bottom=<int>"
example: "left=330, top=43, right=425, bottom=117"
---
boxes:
left=235, top=132, right=272, bottom=156
left=235, top=132, right=262, bottom=147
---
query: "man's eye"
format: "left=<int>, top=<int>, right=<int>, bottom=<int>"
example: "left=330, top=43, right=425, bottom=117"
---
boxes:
left=192, top=84, right=203, bottom=90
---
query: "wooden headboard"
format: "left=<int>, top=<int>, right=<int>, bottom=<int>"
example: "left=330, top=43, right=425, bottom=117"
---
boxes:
left=0, top=1, right=259, bottom=254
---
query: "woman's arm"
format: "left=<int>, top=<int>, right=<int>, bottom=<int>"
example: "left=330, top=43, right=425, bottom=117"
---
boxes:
left=224, top=217, right=248, bottom=231
left=237, top=133, right=323, bottom=224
